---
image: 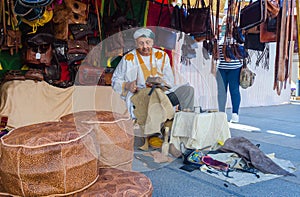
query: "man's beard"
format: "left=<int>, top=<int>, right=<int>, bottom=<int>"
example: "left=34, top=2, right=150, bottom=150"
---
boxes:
left=138, top=48, right=151, bottom=56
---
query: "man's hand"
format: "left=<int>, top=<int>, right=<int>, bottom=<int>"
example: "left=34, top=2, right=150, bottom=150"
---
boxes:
left=125, top=80, right=138, bottom=93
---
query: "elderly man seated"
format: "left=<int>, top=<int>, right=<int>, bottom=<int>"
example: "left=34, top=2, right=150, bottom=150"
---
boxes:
left=111, top=28, right=194, bottom=150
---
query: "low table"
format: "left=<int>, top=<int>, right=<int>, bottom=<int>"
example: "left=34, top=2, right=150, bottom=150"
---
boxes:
left=170, top=111, right=231, bottom=150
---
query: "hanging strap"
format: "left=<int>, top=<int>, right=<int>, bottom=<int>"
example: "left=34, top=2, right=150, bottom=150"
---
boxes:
left=286, top=0, right=295, bottom=85
left=95, top=0, right=102, bottom=41
left=207, top=0, right=213, bottom=40
left=215, top=0, right=220, bottom=40
left=234, top=0, right=242, bottom=27
left=1, top=0, right=6, bottom=37
left=155, top=0, right=172, bottom=26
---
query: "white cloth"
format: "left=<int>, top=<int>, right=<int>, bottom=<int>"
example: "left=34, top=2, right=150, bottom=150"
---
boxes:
left=170, top=111, right=231, bottom=150
left=0, top=80, right=127, bottom=128
left=111, top=48, right=174, bottom=117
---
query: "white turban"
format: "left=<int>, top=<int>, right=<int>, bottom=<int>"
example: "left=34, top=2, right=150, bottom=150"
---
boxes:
left=133, top=28, right=155, bottom=40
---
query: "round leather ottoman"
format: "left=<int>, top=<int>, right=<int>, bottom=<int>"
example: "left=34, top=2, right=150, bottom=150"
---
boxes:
left=0, top=122, right=99, bottom=196
left=60, top=111, right=134, bottom=171
left=69, top=168, right=153, bottom=197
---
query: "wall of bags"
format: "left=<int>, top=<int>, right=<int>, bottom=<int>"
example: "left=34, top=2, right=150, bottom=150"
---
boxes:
left=0, top=0, right=148, bottom=87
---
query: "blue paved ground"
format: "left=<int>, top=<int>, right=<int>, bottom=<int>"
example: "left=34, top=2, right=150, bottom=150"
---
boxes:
left=140, top=102, right=300, bottom=197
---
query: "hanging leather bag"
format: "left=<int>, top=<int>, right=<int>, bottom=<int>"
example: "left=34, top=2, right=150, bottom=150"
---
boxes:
left=3, top=70, right=25, bottom=81
left=25, top=44, right=53, bottom=66
left=75, top=63, right=104, bottom=86
left=69, top=24, right=94, bottom=40
left=182, top=0, right=212, bottom=37
left=245, top=33, right=265, bottom=51
left=67, top=40, right=89, bottom=54
left=24, top=69, right=44, bottom=81
left=260, top=15, right=297, bottom=43
left=154, top=2, right=176, bottom=50
left=240, top=0, right=267, bottom=30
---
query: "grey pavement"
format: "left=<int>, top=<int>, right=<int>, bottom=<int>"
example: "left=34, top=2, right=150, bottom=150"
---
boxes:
left=139, top=102, right=300, bottom=197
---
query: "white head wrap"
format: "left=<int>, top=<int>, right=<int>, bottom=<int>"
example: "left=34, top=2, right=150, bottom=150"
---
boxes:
left=133, top=28, right=155, bottom=40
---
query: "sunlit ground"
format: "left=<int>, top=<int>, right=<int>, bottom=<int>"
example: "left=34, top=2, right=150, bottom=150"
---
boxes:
left=228, top=122, right=296, bottom=138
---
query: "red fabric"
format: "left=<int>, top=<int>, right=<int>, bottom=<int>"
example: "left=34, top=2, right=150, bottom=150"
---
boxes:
left=147, top=2, right=174, bottom=67
left=146, top=1, right=173, bottom=27
left=59, top=62, right=70, bottom=81
left=155, top=0, right=171, bottom=4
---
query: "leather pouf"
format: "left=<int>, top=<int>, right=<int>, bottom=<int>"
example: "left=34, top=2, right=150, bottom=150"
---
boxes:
left=69, top=168, right=153, bottom=197
left=60, top=111, right=134, bottom=171
left=0, top=122, right=99, bottom=196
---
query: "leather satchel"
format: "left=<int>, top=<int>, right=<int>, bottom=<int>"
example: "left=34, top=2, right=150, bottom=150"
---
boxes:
left=245, top=33, right=265, bottom=51
left=182, top=0, right=212, bottom=37
left=260, top=18, right=277, bottom=43
left=76, top=64, right=104, bottom=85
left=25, top=44, right=53, bottom=66
left=25, top=69, right=44, bottom=81
left=240, top=0, right=267, bottom=30
left=67, top=40, right=89, bottom=54
left=69, top=24, right=94, bottom=40
left=260, top=15, right=297, bottom=43
left=3, top=70, right=25, bottom=81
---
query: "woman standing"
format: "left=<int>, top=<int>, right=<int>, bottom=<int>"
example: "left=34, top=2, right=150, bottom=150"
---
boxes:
left=216, top=44, right=242, bottom=123
left=216, top=15, right=243, bottom=123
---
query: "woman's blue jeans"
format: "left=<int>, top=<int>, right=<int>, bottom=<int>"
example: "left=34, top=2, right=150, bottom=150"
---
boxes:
left=216, top=67, right=241, bottom=114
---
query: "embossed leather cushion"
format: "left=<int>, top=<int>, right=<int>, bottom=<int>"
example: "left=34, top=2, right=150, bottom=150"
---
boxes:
left=70, top=168, right=153, bottom=197
left=0, top=122, right=99, bottom=196
left=60, top=111, right=134, bottom=171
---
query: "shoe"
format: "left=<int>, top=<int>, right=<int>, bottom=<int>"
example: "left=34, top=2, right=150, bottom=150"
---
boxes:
left=230, top=113, right=239, bottom=123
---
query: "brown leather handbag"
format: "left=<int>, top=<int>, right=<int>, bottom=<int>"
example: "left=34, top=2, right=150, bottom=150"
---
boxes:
left=182, top=0, right=212, bottom=36
left=25, top=44, right=53, bottom=66
left=25, top=69, right=44, bottom=81
left=3, top=70, right=25, bottom=82
left=260, top=15, right=297, bottom=43
left=69, top=24, right=94, bottom=40
left=67, top=40, right=89, bottom=54
left=37, top=45, right=53, bottom=66
left=75, top=64, right=104, bottom=85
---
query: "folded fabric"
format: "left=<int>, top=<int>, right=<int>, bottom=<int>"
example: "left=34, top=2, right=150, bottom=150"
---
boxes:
left=218, top=137, right=294, bottom=176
